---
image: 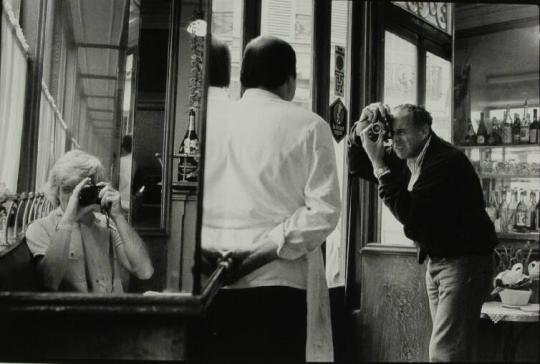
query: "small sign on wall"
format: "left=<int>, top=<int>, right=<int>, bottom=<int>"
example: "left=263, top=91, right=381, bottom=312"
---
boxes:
left=329, top=98, right=347, bottom=143
left=334, top=45, right=345, bottom=97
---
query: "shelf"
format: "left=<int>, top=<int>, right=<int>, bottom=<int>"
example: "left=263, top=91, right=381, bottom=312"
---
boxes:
left=478, top=174, right=540, bottom=179
left=172, top=153, right=200, bottom=159
left=172, top=181, right=198, bottom=191
left=458, top=144, right=540, bottom=150
left=497, top=231, right=540, bottom=242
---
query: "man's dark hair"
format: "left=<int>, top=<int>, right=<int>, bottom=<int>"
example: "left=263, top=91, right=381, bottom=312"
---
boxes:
left=121, top=134, right=132, bottom=154
left=395, top=104, right=433, bottom=129
left=240, top=35, right=296, bottom=90
left=209, top=36, right=231, bottom=87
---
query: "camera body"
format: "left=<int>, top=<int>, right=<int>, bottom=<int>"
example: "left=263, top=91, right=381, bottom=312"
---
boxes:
left=79, top=184, right=105, bottom=207
left=368, top=114, right=393, bottom=142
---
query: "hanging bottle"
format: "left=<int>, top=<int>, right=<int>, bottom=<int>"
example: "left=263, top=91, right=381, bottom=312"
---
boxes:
left=177, top=109, right=199, bottom=182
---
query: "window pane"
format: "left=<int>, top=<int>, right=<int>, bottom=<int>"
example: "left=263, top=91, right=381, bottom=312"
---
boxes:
left=383, top=31, right=417, bottom=108
left=381, top=31, right=417, bottom=246
left=326, top=0, right=350, bottom=288
left=426, top=51, right=451, bottom=141
left=260, top=0, right=313, bottom=110
left=211, top=0, right=243, bottom=100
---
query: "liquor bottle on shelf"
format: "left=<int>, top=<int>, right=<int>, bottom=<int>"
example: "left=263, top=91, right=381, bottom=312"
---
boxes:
left=485, top=191, right=498, bottom=229
left=476, top=112, right=487, bottom=145
left=507, top=189, right=519, bottom=232
left=529, top=191, right=537, bottom=231
left=502, top=108, right=513, bottom=145
left=464, top=118, right=476, bottom=146
left=512, top=113, right=521, bottom=145
left=514, top=189, right=529, bottom=232
left=530, top=108, right=538, bottom=144
left=520, top=101, right=530, bottom=144
left=535, top=194, right=540, bottom=231
left=177, top=109, right=199, bottom=183
left=499, top=189, right=508, bottom=232
left=488, top=117, right=501, bottom=145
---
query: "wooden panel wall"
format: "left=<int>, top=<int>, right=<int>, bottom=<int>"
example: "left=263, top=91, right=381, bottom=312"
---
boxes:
left=358, top=246, right=431, bottom=362
left=357, top=245, right=539, bottom=363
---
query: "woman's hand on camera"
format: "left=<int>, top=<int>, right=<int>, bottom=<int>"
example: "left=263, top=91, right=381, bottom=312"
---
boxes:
left=97, top=182, right=122, bottom=217
left=60, top=177, right=94, bottom=224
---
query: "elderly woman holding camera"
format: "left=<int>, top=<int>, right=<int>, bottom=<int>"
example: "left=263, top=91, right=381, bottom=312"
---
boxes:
left=26, top=150, right=154, bottom=293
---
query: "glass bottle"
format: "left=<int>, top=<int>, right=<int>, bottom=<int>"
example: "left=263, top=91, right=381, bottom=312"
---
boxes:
left=536, top=193, right=540, bottom=231
left=512, top=113, right=521, bottom=145
left=488, top=117, right=500, bottom=145
left=514, top=189, right=529, bottom=232
left=507, top=189, right=519, bottom=232
left=529, top=108, right=538, bottom=144
left=499, top=189, right=509, bottom=232
left=476, top=112, right=487, bottom=145
left=177, top=109, right=199, bottom=182
left=464, top=118, right=475, bottom=146
left=501, top=108, right=513, bottom=145
left=529, top=191, right=537, bottom=231
left=520, top=101, right=530, bottom=144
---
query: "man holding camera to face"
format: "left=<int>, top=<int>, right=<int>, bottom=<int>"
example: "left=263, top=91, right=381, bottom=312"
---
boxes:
left=348, top=102, right=498, bottom=362
left=26, top=150, right=154, bottom=293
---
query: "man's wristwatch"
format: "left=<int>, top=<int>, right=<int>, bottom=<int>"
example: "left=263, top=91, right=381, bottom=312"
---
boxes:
left=374, top=166, right=390, bottom=179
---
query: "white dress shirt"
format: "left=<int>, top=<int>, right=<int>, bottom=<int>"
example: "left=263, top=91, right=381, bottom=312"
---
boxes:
left=406, top=135, right=432, bottom=191
left=203, top=88, right=341, bottom=361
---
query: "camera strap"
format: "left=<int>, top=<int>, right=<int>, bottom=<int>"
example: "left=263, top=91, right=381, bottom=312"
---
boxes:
left=105, top=213, right=115, bottom=294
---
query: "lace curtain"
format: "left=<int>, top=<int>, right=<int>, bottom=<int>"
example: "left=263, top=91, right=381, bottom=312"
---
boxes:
left=0, top=0, right=29, bottom=192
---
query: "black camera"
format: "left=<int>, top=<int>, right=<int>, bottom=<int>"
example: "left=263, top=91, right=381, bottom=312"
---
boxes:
left=367, top=114, right=393, bottom=142
left=79, top=184, right=105, bottom=207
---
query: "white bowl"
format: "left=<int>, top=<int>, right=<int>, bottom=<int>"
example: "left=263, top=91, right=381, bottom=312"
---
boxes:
left=499, top=289, right=532, bottom=306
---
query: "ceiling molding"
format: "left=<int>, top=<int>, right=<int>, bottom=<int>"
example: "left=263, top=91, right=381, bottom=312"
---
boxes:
left=486, top=71, right=540, bottom=85
left=456, top=16, right=538, bottom=39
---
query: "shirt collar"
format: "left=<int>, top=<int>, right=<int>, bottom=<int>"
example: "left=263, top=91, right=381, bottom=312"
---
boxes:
left=242, top=88, right=283, bottom=102
left=407, top=135, right=432, bottom=172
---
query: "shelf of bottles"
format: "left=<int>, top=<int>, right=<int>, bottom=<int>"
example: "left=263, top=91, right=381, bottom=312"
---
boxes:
left=456, top=103, right=540, bottom=242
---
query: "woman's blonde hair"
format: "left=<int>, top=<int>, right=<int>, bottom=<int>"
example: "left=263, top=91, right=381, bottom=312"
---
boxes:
left=45, top=150, right=105, bottom=207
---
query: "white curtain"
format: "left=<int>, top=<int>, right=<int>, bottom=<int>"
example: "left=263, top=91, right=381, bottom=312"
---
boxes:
left=0, top=0, right=29, bottom=192
left=35, top=82, right=67, bottom=191
left=35, top=87, right=55, bottom=190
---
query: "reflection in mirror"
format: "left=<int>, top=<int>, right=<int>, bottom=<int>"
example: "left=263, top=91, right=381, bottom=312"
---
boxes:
left=0, top=0, right=166, bottom=294
left=454, top=4, right=539, bottom=145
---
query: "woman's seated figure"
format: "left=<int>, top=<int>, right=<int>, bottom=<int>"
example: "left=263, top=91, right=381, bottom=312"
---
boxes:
left=26, top=150, right=154, bottom=292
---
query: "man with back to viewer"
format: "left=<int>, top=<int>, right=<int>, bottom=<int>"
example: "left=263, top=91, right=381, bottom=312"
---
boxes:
left=201, top=35, right=341, bottom=363
left=348, top=102, right=498, bottom=362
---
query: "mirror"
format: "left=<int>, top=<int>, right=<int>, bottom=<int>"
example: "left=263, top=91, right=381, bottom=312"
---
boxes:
left=1, top=0, right=212, bottom=295
left=453, top=4, right=539, bottom=143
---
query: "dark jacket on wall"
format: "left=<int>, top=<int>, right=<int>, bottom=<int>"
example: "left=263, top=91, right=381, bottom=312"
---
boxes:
left=348, top=128, right=499, bottom=263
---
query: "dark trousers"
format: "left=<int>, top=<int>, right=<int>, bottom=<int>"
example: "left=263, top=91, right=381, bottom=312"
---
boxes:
left=202, top=286, right=307, bottom=364
left=425, top=255, right=494, bottom=362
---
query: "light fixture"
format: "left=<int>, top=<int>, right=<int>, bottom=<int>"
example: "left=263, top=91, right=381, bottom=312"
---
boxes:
left=187, top=0, right=206, bottom=37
